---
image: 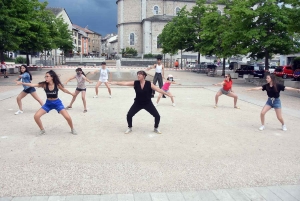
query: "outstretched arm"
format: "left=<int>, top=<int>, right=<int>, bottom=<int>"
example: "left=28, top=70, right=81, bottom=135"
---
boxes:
left=285, top=87, right=300, bottom=92
left=15, top=81, right=40, bottom=88
left=110, top=81, right=134, bottom=86
left=247, top=86, right=263, bottom=91
left=64, top=75, right=76, bottom=85
left=58, top=84, right=75, bottom=96
left=90, top=69, right=99, bottom=74
left=151, top=83, right=173, bottom=97
left=213, top=81, right=225, bottom=86
left=146, top=64, right=156, bottom=71
left=83, top=76, right=93, bottom=84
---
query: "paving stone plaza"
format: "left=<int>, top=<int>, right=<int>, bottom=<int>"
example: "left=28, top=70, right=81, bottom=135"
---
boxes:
left=0, top=68, right=299, bottom=201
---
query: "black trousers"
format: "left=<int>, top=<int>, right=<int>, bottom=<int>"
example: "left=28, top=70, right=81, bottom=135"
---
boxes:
left=127, top=102, right=160, bottom=128
left=152, top=73, right=163, bottom=95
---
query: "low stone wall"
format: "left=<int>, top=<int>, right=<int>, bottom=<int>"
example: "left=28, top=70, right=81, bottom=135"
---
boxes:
left=121, top=60, right=156, bottom=67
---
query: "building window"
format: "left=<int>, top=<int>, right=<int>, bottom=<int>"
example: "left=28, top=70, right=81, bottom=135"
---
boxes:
left=153, top=6, right=159, bottom=15
left=74, top=39, right=76, bottom=44
left=175, top=7, right=181, bottom=15
left=157, top=36, right=161, bottom=48
left=130, top=33, right=134, bottom=45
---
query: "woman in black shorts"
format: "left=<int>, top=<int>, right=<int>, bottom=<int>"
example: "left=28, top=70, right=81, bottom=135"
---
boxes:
left=64, top=68, right=93, bottom=113
left=14, top=65, right=43, bottom=115
left=247, top=74, right=300, bottom=131
left=17, top=70, right=77, bottom=135
left=111, top=70, right=172, bottom=134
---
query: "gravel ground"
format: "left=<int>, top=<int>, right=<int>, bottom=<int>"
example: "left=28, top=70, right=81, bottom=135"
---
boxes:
left=0, top=68, right=299, bottom=197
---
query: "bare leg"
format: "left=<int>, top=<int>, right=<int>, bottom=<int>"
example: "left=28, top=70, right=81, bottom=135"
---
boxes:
left=59, top=109, right=74, bottom=129
left=81, top=91, right=87, bottom=110
left=34, top=108, right=47, bottom=130
left=104, top=82, right=111, bottom=95
left=16, top=91, right=28, bottom=111
left=68, top=90, right=80, bottom=107
left=260, top=105, right=272, bottom=125
left=30, top=91, right=43, bottom=106
left=157, top=93, right=163, bottom=104
left=166, top=92, right=174, bottom=103
left=95, top=81, right=102, bottom=96
left=227, top=92, right=239, bottom=108
left=215, top=90, right=222, bottom=106
left=275, top=108, right=284, bottom=125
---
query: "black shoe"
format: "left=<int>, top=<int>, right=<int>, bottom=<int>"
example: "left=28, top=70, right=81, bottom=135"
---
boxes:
left=162, top=95, right=166, bottom=98
left=151, top=95, right=154, bottom=98
left=4, top=76, right=8, bottom=78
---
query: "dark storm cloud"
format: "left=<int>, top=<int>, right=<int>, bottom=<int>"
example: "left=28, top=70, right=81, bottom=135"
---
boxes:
left=40, top=0, right=117, bottom=36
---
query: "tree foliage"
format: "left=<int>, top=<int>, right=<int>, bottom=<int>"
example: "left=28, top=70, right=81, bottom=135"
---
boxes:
left=0, top=0, right=73, bottom=63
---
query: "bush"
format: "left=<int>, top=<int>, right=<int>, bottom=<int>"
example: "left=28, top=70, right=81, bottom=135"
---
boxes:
left=122, top=47, right=138, bottom=57
left=15, top=56, right=26, bottom=64
left=144, top=53, right=159, bottom=58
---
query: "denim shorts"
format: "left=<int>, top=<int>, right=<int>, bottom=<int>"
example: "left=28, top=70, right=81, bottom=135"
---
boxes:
left=42, top=98, right=65, bottom=113
left=220, top=88, right=230, bottom=95
left=162, top=88, right=169, bottom=93
left=76, top=87, right=86, bottom=91
left=23, top=87, right=36, bottom=94
left=266, top=98, right=281, bottom=109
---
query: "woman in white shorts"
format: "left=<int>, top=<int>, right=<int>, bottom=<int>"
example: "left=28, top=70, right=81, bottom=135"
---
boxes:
left=91, top=62, right=112, bottom=98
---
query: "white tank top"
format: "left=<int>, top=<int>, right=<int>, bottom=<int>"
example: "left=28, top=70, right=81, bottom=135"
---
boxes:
left=155, top=64, right=162, bottom=73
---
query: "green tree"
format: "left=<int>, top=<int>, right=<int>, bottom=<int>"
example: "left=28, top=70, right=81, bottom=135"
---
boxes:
left=227, top=0, right=300, bottom=70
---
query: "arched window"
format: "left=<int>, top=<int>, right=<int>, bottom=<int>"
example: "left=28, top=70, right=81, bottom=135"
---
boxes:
left=153, top=6, right=159, bottom=15
left=175, top=7, right=181, bottom=15
left=130, top=33, right=134, bottom=45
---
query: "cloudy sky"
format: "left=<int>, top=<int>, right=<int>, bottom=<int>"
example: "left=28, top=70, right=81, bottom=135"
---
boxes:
left=40, top=0, right=117, bottom=36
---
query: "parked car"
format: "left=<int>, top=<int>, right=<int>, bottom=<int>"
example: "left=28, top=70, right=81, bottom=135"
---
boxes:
left=268, top=66, right=277, bottom=74
left=274, top=65, right=294, bottom=79
left=186, top=61, right=196, bottom=68
left=293, top=69, right=300, bottom=81
left=235, top=65, right=265, bottom=78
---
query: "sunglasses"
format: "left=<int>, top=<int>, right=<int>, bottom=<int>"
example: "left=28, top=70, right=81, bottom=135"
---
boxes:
left=225, top=76, right=228, bottom=78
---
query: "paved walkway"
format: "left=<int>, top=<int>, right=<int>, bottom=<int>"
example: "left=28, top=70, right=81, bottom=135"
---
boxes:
left=1, top=185, right=300, bottom=200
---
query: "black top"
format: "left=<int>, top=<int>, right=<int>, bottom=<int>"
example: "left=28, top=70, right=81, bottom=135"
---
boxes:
left=44, top=84, right=59, bottom=99
left=134, top=80, right=152, bottom=104
left=262, top=83, right=285, bottom=98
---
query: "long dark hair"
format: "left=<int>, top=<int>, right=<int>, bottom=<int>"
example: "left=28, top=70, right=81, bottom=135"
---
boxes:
left=76, top=68, right=86, bottom=76
left=39, top=70, right=63, bottom=87
left=20, top=64, right=32, bottom=80
left=267, top=74, right=278, bottom=92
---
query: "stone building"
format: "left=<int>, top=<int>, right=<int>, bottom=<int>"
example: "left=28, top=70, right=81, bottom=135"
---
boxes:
left=116, top=0, right=224, bottom=57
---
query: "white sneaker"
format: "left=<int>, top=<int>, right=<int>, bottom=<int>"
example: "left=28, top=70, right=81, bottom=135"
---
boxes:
left=172, top=103, right=176, bottom=107
left=259, top=125, right=265, bottom=131
left=282, top=125, right=287, bottom=131
left=154, top=103, right=158, bottom=107
left=38, top=129, right=46, bottom=136
left=93, top=95, right=98, bottom=98
left=109, top=95, right=112, bottom=98
left=71, top=129, right=77, bottom=135
left=15, top=110, right=23, bottom=115
left=125, top=128, right=132, bottom=134
left=154, top=128, right=162, bottom=134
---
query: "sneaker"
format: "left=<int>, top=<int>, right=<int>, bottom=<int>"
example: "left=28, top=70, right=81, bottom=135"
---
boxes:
left=282, top=125, right=287, bottom=131
left=162, top=95, right=166, bottom=98
left=154, top=103, right=158, bottom=107
left=172, top=103, right=176, bottom=107
left=109, top=95, right=112, bottom=98
left=259, top=125, right=265, bottom=131
left=71, top=129, right=77, bottom=135
left=125, top=128, right=132, bottom=134
left=38, top=129, right=46, bottom=135
left=154, top=128, right=162, bottom=134
left=4, top=76, right=9, bottom=78
left=93, top=95, right=98, bottom=98
left=15, top=110, right=23, bottom=115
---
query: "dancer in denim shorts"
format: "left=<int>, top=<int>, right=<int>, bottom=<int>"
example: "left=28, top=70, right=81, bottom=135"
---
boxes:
left=64, top=68, right=93, bottom=113
left=213, top=74, right=240, bottom=109
left=247, top=74, right=300, bottom=131
left=14, top=65, right=43, bottom=115
left=16, top=70, right=77, bottom=135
